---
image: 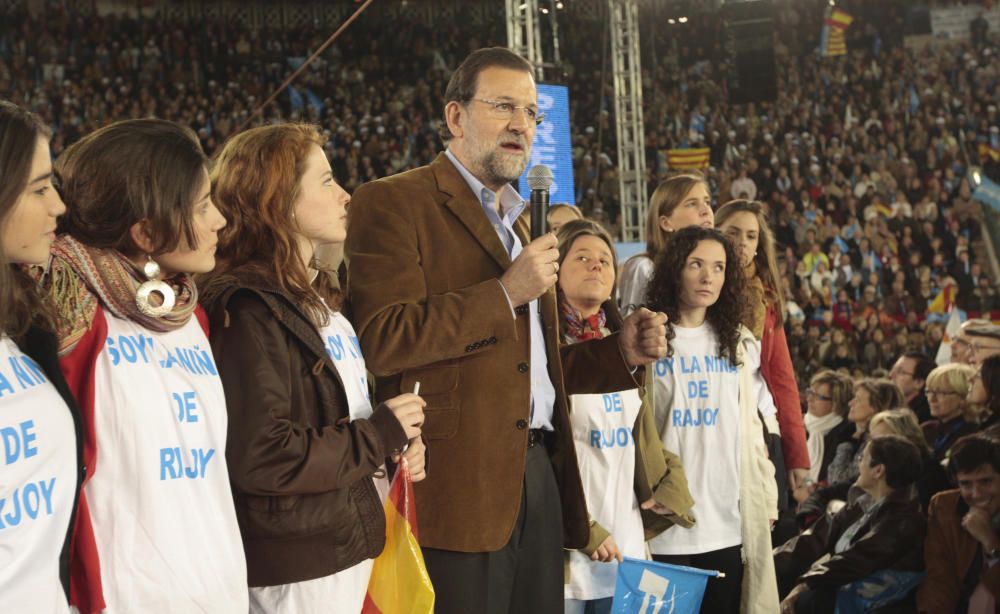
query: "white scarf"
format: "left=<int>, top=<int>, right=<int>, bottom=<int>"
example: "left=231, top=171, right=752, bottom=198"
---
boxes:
left=804, top=412, right=844, bottom=483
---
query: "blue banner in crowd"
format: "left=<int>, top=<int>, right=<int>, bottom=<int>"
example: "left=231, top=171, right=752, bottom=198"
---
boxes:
left=611, top=558, right=715, bottom=614
left=518, top=83, right=576, bottom=205
left=973, top=176, right=1000, bottom=214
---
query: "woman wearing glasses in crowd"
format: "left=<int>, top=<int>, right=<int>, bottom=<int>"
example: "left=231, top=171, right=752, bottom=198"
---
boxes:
left=555, top=219, right=694, bottom=614
left=920, top=363, right=979, bottom=463
left=645, top=225, right=780, bottom=613
left=715, top=199, right=810, bottom=508
left=618, top=172, right=712, bottom=317
left=0, top=101, right=80, bottom=613
left=45, top=119, right=247, bottom=612
left=797, top=379, right=903, bottom=527
left=792, top=370, right=855, bottom=505
left=201, top=124, right=426, bottom=613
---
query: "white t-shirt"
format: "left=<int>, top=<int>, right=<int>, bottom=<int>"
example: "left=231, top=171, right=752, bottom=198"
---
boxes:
left=249, top=310, right=386, bottom=614
left=564, top=389, right=645, bottom=601
left=647, top=324, right=776, bottom=556
left=86, top=313, right=247, bottom=612
left=0, top=335, right=76, bottom=614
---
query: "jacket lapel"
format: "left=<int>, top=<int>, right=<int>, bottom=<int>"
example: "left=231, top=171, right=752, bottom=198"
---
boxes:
left=432, top=154, right=513, bottom=270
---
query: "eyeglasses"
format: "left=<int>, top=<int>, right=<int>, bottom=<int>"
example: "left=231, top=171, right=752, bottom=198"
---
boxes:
left=891, top=369, right=915, bottom=378
left=969, top=342, right=1000, bottom=355
left=925, top=389, right=960, bottom=397
left=806, top=388, right=833, bottom=402
left=470, top=98, right=545, bottom=126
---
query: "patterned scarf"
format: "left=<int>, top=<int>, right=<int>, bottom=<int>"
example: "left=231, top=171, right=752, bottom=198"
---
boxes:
left=47, top=235, right=198, bottom=351
left=561, top=299, right=608, bottom=343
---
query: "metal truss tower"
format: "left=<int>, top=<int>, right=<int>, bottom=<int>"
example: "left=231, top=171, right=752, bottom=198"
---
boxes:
left=505, top=0, right=545, bottom=80
left=609, top=0, right=647, bottom=243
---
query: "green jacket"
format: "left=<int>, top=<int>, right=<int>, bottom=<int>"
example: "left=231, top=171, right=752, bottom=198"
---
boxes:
left=580, top=379, right=695, bottom=554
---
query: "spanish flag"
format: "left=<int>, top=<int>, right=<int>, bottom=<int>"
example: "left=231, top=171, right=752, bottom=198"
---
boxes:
left=821, top=8, right=853, bottom=57
left=928, top=282, right=956, bottom=315
left=362, top=465, right=435, bottom=614
left=979, top=142, right=1000, bottom=163
left=666, top=148, right=710, bottom=170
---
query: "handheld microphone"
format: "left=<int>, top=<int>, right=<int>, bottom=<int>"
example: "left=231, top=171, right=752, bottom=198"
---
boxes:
left=527, top=165, right=554, bottom=240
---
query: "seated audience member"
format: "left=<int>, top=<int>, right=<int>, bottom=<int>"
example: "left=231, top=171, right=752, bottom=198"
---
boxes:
left=776, top=435, right=926, bottom=614
left=965, top=324, right=1000, bottom=367
left=797, top=379, right=904, bottom=526
left=920, top=363, right=980, bottom=463
left=890, top=351, right=936, bottom=423
left=950, top=319, right=992, bottom=365
left=918, top=435, right=1000, bottom=613
left=546, top=203, right=584, bottom=233
left=870, top=409, right=952, bottom=512
left=972, top=356, right=1000, bottom=434
left=794, top=370, right=855, bottom=504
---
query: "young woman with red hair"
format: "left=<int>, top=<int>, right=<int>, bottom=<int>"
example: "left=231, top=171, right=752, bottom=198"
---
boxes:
left=202, top=124, right=426, bottom=613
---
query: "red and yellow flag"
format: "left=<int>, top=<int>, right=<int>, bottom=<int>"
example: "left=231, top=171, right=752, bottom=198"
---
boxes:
left=928, top=282, right=956, bottom=315
left=362, top=466, right=435, bottom=614
left=822, top=9, right=853, bottom=56
left=666, top=147, right=710, bottom=170
left=979, top=142, right=1000, bottom=163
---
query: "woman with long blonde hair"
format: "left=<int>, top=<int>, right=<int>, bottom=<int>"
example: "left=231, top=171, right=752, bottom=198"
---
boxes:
left=617, top=172, right=712, bottom=317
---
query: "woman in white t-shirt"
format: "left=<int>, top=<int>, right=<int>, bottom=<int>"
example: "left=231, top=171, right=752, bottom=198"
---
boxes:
left=0, top=101, right=78, bottom=614
left=556, top=219, right=694, bottom=614
left=201, top=124, right=427, bottom=614
left=45, top=119, right=248, bottom=613
left=645, top=226, right=780, bottom=614
left=617, top=172, right=713, bottom=317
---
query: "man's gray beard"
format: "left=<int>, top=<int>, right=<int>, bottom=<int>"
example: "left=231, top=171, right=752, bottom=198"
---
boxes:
left=480, top=150, right=529, bottom=186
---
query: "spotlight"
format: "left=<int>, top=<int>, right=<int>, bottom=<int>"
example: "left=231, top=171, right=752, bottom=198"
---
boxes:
left=556, top=1, right=564, bottom=8
left=668, top=18, right=676, bottom=24
left=541, top=7, right=549, bottom=13
left=679, top=16, right=688, bottom=23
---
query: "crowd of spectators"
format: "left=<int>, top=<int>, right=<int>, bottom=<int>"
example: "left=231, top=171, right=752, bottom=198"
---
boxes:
left=2, top=0, right=999, bottom=393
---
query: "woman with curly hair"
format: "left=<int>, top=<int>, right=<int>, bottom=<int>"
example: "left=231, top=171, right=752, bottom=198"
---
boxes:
left=645, top=225, right=780, bottom=613
left=617, top=172, right=712, bottom=317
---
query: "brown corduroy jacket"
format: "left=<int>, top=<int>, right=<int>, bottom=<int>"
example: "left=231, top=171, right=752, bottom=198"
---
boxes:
left=345, top=153, right=639, bottom=552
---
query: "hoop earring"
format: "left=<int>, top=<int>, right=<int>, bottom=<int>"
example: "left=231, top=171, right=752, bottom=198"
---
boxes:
left=135, top=256, right=176, bottom=317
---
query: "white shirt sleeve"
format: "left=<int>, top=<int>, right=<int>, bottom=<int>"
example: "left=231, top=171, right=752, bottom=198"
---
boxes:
left=743, top=337, right=778, bottom=419
left=617, top=255, right=655, bottom=317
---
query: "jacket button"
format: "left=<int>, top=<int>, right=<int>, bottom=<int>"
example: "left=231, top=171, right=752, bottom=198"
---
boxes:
left=517, top=362, right=529, bottom=373
left=516, top=419, right=528, bottom=429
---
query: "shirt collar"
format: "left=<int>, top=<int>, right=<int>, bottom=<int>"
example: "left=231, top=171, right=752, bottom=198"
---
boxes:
left=445, top=148, right=525, bottom=219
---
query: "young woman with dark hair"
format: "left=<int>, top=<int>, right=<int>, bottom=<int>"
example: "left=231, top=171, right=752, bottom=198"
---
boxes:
left=716, top=199, right=809, bottom=499
left=644, top=225, right=780, bottom=613
left=617, top=172, right=712, bottom=316
left=201, top=123, right=426, bottom=613
left=555, top=219, right=693, bottom=614
left=0, top=100, right=80, bottom=613
left=45, top=119, right=247, bottom=612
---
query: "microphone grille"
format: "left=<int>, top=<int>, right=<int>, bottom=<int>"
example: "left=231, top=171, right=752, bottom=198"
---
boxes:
left=526, top=165, right=554, bottom=190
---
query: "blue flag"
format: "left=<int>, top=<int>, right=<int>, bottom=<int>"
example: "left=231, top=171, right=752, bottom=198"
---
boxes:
left=973, top=176, right=1000, bottom=214
left=288, top=86, right=304, bottom=111
left=908, top=86, right=919, bottom=114
left=612, top=557, right=717, bottom=614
